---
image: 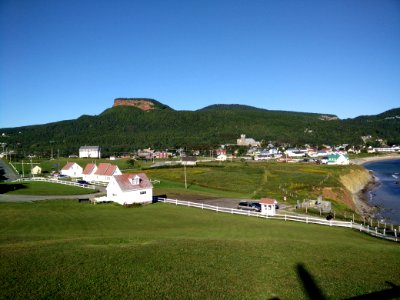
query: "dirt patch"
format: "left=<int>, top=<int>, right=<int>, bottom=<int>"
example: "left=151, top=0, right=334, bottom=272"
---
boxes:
left=321, top=187, right=355, bottom=210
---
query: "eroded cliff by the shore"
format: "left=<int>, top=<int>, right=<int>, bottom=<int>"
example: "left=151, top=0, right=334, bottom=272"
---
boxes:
left=339, top=167, right=373, bottom=215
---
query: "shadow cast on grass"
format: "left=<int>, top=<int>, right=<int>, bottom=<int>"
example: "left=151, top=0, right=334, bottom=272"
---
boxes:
left=0, top=183, right=28, bottom=194
left=290, top=263, right=400, bottom=300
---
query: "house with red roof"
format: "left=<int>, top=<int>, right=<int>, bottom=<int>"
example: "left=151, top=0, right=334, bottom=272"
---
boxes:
left=60, top=162, right=83, bottom=178
left=82, top=163, right=98, bottom=182
left=105, top=173, right=153, bottom=205
left=92, top=163, right=121, bottom=183
left=259, top=198, right=278, bottom=216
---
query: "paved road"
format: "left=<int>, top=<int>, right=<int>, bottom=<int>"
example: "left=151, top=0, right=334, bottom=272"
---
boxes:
left=0, top=191, right=105, bottom=202
left=0, top=159, right=19, bottom=182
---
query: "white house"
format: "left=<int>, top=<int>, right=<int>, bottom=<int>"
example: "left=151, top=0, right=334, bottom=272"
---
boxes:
left=79, top=146, right=101, bottom=158
left=105, top=173, right=153, bottom=205
left=31, top=165, right=42, bottom=175
left=327, top=153, right=350, bottom=165
left=92, top=163, right=121, bottom=183
left=259, top=198, right=277, bottom=216
left=237, top=134, right=261, bottom=147
left=61, top=162, right=83, bottom=177
left=216, top=154, right=227, bottom=161
left=82, top=163, right=97, bottom=182
left=285, top=148, right=307, bottom=158
left=181, top=156, right=197, bottom=166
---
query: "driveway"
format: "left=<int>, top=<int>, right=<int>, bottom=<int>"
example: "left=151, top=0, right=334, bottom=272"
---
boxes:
left=0, top=159, right=19, bottom=182
left=0, top=192, right=105, bottom=202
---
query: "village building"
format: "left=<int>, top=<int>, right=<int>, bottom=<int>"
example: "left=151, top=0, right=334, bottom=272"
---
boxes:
left=327, top=153, right=350, bottom=165
left=216, top=154, right=227, bottom=161
left=82, top=163, right=97, bottom=182
left=285, top=148, right=307, bottom=158
left=60, top=162, right=83, bottom=177
left=259, top=198, right=278, bottom=216
left=79, top=146, right=101, bottom=158
left=103, top=173, right=153, bottom=205
left=92, top=163, right=122, bottom=183
left=181, top=156, right=197, bottom=166
left=237, top=134, right=261, bottom=147
left=31, top=165, right=42, bottom=175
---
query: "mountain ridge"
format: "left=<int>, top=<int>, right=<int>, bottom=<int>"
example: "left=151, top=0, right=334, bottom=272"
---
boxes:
left=0, top=99, right=399, bottom=156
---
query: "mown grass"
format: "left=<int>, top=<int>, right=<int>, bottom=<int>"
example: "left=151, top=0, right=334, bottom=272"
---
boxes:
left=146, top=161, right=361, bottom=202
left=0, top=200, right=399, bottom=299
left=0, top=181, right=98, bottom=195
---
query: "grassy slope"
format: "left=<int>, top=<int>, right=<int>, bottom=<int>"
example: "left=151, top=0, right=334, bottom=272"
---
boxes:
left=0, top=200, right=399, bottom=299
left=0, top=181, right=98, bottom=195
left=146, top=161, right=362, bottom=203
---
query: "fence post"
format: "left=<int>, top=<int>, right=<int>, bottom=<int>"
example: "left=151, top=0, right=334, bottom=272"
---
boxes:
left=395, top=229, right=398, bottom=242
left=231, top=208, right=233, bottom=214
left=383, top=228, right=386, bottom=236
left=375, top=227, right=378, bottom=236
left=175, top=199, right=178, bottom=205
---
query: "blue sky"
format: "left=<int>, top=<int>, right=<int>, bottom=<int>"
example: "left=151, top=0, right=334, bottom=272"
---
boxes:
left=1, top=0, right=399, bottom=128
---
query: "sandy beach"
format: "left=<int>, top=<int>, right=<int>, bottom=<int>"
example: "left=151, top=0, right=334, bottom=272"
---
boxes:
left=351, top=154, right=400, bottom=165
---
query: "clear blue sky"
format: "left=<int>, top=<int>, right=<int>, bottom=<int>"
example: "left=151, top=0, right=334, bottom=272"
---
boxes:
left=1, top=0, right=399, bottom=128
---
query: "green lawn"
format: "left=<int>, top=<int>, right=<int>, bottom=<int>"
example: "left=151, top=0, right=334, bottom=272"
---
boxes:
left=0, top=181, right=98, bottom=195
left=146, top=161, right=361, bottom=202
left=0, top=200, right=399, bottom=299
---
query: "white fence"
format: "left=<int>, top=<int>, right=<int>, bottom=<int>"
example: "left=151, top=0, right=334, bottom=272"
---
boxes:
left=157, top=198, right=399, bottom=242
left=15, top=177, right=96, bottom=189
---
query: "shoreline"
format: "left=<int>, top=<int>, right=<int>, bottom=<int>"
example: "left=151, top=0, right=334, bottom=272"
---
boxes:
left=351, top=154, right=400, bottom=166
left=351, top=155, right=399, bottom=222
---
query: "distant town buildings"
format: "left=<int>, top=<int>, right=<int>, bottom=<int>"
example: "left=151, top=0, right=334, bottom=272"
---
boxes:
left=79, top=146, right=101, bottom=158
left=237, top=134, right=261, bottom=147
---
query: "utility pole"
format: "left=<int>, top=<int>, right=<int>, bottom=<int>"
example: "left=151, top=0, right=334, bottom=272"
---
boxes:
left=184, top=164, right=187, bottom=189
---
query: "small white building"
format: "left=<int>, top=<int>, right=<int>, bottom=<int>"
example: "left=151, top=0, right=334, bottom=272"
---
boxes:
left=259, top=198, right=278, bottom=216
left=216, top=154, right=227, bottom=161
left=60, top=162, right=83, bottom=177
left=31, top=165, right=42, bottom=175
left=93, top=163, right=122, bottom=183
left=105, top=173, right=153, bottom=205
left=79, top=146, right=101, bottom=158
left=327, top=153, right=350, bottom=165
left=82, top=163, right=97, bottom=182
left=181, top=156, right=197, bottom=166
left=237, top=134, right=261, bottom=147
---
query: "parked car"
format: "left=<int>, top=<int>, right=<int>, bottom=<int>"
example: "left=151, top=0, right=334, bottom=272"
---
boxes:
left=237, top=201, right=261, bottom=212
left=77, top=180, right=90, bottom=185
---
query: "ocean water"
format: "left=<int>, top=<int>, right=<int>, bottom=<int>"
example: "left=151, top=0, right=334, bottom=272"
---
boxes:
left=363, top=159, right=400, bottom=224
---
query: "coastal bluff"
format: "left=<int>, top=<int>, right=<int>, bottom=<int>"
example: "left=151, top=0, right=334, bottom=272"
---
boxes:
left=340, top=168, right=373, bottom=215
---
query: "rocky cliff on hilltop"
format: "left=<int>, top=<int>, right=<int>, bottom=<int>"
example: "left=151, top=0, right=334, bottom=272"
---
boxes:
left=113, top=98, right=157, bottom=111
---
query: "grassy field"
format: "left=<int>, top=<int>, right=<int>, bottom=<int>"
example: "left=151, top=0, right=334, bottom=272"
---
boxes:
left=0, top=181, right=98, bottom=195
left=0, top=200, right=399, bottom=299
left=146, top=161, right=361, bottom=204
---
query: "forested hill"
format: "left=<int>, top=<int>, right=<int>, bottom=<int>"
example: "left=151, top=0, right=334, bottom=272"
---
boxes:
left=1, top=100, right=399, bottom=156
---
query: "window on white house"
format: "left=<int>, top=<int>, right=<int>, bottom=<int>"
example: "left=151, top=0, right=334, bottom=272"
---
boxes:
left=140, top=191, right=146, bottom=195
